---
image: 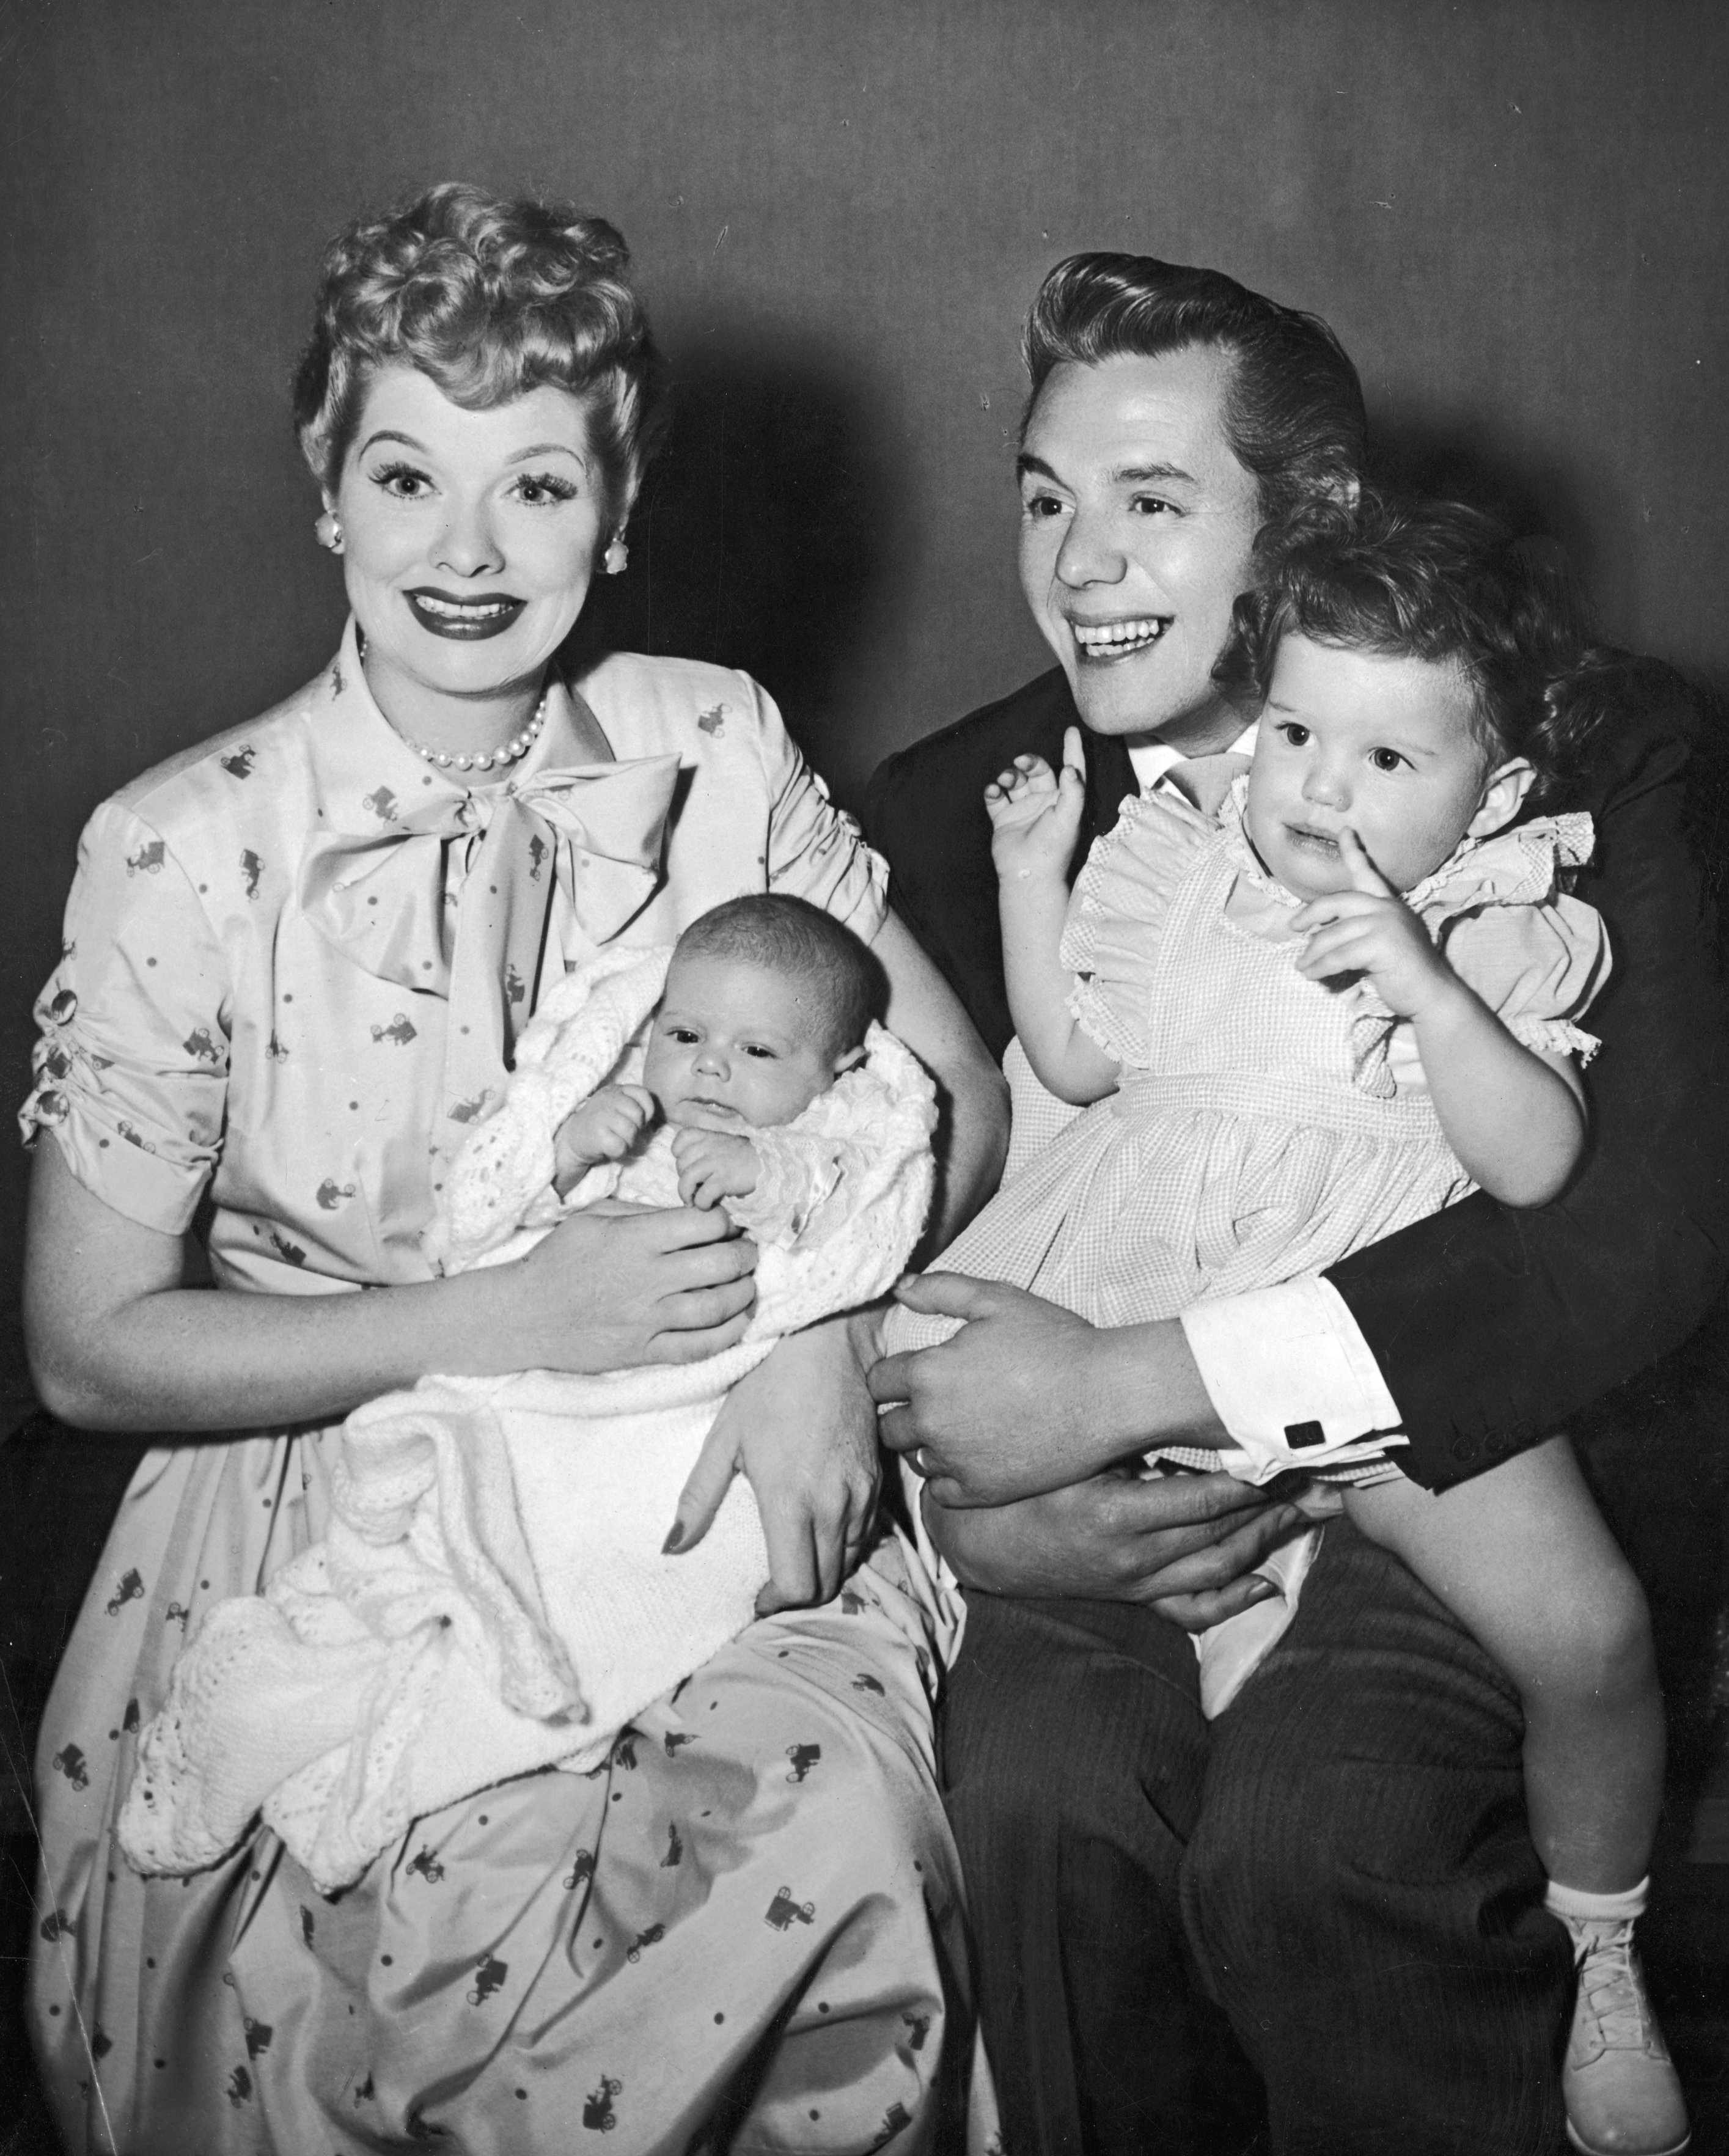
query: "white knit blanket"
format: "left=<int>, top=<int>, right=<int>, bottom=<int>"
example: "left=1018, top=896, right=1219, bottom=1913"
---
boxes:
left=120, top=947, right=936, bottom=1892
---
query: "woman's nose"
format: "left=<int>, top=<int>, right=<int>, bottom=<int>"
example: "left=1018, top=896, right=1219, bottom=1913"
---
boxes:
left=1054, top=509, right=1126, bottom=590
left=434, top=497, right=504, bottom=578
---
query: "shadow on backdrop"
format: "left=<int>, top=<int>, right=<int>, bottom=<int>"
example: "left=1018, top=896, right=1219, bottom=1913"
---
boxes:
left=568, top=331, right=912, bottom=805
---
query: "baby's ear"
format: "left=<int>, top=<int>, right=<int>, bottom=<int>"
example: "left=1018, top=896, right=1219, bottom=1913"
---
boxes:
left=1467, top=757, right=1535, bottom=841
left=831, top=1043, right=868, bottom=1076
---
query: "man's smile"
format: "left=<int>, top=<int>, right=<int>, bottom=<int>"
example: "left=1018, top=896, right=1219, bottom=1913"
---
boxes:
left=1069, top=615, right=1170, bottom=661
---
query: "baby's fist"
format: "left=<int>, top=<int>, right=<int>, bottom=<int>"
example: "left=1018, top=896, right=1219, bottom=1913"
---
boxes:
left=554, top=1084, right=656, bottom=1192
left=672, top=1126, right=761, bottom=1210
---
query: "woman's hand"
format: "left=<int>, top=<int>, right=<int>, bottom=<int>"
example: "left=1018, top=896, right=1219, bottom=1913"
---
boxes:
left=507, top=1204, right=758, bottom=1370
left=922, top=1470, right=1309, bottom=1629
left=667, top=1311, right=880, bottom=1612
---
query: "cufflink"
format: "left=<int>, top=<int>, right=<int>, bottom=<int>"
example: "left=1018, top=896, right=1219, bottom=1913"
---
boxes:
left=1283, top=1420, right=1326, bottom=1450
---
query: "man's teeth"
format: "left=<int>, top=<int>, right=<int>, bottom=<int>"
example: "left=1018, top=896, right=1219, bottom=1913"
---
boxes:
left=416, top=595, right=516, bottom=619
left=1072, top=617, right=1167, bottom=655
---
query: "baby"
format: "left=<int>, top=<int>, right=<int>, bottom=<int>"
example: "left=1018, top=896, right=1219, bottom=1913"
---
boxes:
left=549, top=893, right=876, bottom=1238
left=123, top=897, right=941, bottom=1893
left=889, top=496, right=1686, bottom=2156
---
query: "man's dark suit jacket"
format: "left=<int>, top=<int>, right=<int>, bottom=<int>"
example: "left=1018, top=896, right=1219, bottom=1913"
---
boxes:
left=864, top=662, right=1729, bottom=1492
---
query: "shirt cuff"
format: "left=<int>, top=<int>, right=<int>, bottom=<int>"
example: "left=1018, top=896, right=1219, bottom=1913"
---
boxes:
left=1179, top=1275, right=1408, bottom=1486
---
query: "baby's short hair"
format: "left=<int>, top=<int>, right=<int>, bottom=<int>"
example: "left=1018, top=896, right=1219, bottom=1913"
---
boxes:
left=672, top=896, right=879, bottom=1060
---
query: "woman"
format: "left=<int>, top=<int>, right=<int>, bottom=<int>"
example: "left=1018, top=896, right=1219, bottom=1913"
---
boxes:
left=23, top=183, right=1007, bottom=2153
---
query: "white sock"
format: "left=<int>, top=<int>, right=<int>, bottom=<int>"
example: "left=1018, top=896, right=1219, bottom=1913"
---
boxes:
left=1544, top=1874, right=1649, bottom=1927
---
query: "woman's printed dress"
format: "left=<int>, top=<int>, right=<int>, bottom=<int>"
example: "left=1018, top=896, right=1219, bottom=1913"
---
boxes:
left=23, top=623, right=969, bottom=2155
left=887, top=782, right=1608, bottom=1353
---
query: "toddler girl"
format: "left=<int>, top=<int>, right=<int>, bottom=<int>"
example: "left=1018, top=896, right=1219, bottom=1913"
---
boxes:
left=892, top=497, right=1686, bottom=2156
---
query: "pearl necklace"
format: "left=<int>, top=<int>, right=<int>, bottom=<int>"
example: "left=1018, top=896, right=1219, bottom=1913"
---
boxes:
left=398, top=689, right=549, bottom=774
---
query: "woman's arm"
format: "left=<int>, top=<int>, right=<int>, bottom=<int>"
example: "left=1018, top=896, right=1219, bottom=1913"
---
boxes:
left=870, top=909, right=1009, bottom=1245
left=24, top=1137, right=758, bottom=1434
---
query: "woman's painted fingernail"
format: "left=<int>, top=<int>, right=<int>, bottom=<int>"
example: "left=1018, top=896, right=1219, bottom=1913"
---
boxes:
left=661, top=1521, right=686, bottom=1555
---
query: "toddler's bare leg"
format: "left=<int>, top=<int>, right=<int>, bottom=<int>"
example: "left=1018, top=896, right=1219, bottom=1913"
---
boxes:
left=1345, top=1438, right=1662, bottom=1892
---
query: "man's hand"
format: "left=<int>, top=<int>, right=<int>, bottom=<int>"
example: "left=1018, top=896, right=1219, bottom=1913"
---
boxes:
left=1290, top=828, right=1460, bottom=1020
left=985, top=726, right=1087, bottom=883
left=672, top=1126, right=762, bottom=1211
left=869, top=1271, right=1206, bottom=1505
left=923, top=1469, right=1310, bottom=1629
left=553, top=1084, right=656, bottom=1193
left=666, top=1312, right=879, bottom=1613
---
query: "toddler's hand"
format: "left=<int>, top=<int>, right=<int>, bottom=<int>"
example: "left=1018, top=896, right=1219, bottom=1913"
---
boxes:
left=986, top=726, right=1087, bottom=883
left=554, top=1084, right=656, bottom=1193
left=1289, top=829, right=1460, bottom=1020
left=672, top=1127, right=762, bottom=1211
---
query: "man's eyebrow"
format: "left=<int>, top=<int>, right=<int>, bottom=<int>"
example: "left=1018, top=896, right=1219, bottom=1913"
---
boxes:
left=1015, top=452, right=1062, bottom=483
left=1112, top=461, right=1194, bottom=486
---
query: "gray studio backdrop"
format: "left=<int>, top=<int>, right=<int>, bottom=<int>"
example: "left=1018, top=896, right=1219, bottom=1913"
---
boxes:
left=3, top=0, right=1725, bottom=1408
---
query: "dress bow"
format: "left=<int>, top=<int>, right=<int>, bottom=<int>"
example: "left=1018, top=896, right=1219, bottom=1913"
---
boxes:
left=299, top=754, right=681, bottom=1179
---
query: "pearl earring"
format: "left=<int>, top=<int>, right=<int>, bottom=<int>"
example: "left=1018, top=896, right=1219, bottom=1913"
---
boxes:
left=315, top=511, right=344, bottom=554
left=604, top=536, right=629, bottom=576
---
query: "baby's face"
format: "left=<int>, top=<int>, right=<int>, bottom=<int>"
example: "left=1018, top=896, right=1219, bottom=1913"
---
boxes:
left=1244, top=634, right=1519, bottom=899
left=642, top=954, right=846, bottom=1132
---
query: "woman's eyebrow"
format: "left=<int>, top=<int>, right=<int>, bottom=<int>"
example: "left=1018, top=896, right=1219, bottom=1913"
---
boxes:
left=356, top=429, right=425, bottom=457
left=508, top=442, right=587, bottom=463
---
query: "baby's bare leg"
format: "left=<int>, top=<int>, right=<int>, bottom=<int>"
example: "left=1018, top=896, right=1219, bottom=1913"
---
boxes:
left=1346, top=1438, right=1662, bottom=1893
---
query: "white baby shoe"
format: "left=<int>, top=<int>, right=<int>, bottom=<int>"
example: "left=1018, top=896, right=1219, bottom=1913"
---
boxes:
left=1560, top=1914, right=1689, bottom=2156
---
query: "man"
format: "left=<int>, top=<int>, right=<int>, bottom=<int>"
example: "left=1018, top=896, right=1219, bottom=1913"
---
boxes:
left=865, top=254, right=1727, bottom=2154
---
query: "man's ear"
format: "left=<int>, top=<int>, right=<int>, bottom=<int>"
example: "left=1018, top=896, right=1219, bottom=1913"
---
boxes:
left=1467, top=757, right=1536, bottom=840
left=832, top=1043, right=868, bottom=1076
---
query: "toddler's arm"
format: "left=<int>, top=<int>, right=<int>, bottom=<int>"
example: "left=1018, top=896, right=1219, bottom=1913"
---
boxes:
left=988, top=726, right=1121, bottom=1105
left=1293, top=830, right=1585, bottom=1205
left=552, top=1084, right=657, bottom=1195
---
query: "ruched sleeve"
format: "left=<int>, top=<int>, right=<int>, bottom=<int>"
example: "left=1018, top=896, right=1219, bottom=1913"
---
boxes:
left=757, top=683, right=889, bottom=941
left=1439, top=892, right=1612, bottom=1063
left=19, top=798, right=228, bottom=1234
left=1409, top=811, right=1611, bottom=1067
left=1058, top=787, right=1216, bottom=1064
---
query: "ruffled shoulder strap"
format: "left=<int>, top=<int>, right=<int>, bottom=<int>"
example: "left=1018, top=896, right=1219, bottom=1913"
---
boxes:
left=1406, top=813, right=1610, bottom=1066
left=1408, top=810, right=1595, bottom=920
left=1058, top=788, right=1220, bottom=1066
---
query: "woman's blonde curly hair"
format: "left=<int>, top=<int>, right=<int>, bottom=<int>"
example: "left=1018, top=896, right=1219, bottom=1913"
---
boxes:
left=293, top=182, right=662, bottom=526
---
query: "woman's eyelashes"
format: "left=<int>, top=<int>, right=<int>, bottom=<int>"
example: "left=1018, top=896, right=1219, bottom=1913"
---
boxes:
left=362, top=463, right=581, bottom=507
left=512, top=471, right=581, bottom=507
left=370, top=459, right=433, bottom=499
